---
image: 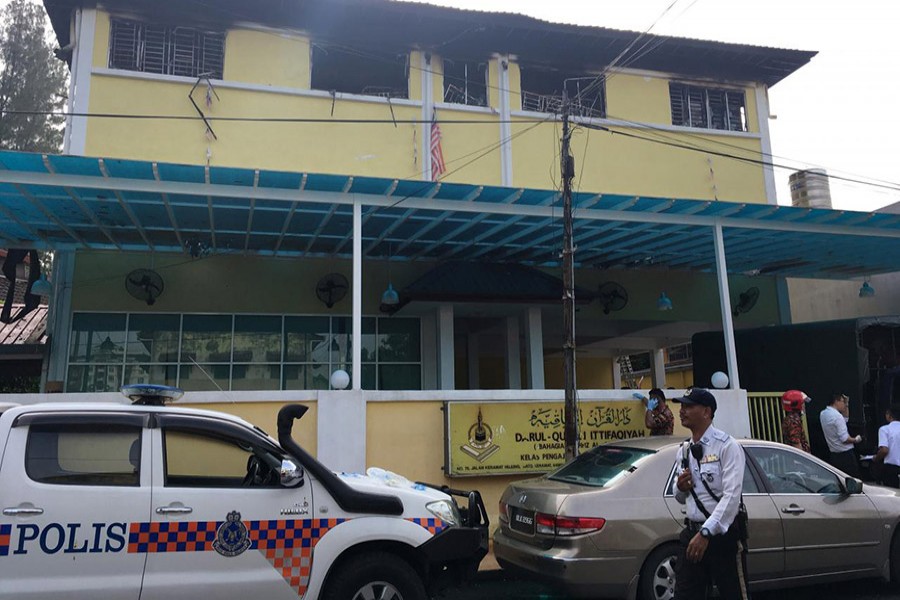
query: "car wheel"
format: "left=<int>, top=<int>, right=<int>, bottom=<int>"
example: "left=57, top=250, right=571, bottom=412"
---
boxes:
left=638, top=543, right=679, bottom=600
left=891, top=531, right=900, bottom=583
left=321, top=552, right=426, bottom=600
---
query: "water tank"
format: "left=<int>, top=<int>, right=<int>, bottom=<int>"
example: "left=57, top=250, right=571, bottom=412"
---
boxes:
left=789, top=169, right=832, bottom=209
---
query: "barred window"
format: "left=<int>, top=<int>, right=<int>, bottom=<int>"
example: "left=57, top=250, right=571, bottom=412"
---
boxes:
left=669, top=82, right=746, bottom=132
left=109, top=18, right=226, bottom=79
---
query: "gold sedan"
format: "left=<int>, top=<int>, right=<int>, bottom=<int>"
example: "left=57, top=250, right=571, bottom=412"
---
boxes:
left=493, top=436, right=899, bottom=600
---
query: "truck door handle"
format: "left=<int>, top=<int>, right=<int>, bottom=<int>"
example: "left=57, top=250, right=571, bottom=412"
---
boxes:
left=156, top=506, right=193, bottom=515
left=781, top=505, right=805, bottom=514
left=3, top=507, right=44, bottom=516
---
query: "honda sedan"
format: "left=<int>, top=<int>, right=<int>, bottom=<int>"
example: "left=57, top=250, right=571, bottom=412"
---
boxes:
left=493, top=436, right=900, bottom=600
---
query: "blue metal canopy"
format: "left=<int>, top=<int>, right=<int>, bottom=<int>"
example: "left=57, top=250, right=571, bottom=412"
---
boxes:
left=0, top=150, right=898, bottom=279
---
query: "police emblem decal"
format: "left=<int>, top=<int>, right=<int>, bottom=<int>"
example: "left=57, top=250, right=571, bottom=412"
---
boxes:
left=213, top=511, right=252, bottom=557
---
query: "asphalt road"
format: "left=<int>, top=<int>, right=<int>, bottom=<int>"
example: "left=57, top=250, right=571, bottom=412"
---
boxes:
left=435, top=570, right=900, bottom=600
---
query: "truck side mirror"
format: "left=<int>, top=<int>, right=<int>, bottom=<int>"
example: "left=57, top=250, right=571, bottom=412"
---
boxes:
left=281, top=459, right=304, bottom=488
left=844, top=476, right=863, bottom=494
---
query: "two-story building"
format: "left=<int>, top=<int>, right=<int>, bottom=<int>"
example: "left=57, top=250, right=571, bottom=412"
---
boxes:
left=3, top=0, right=899, bottom=502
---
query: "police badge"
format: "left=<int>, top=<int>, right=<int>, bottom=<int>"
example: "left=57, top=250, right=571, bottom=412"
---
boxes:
left=213, top=511, right=252, bottom=557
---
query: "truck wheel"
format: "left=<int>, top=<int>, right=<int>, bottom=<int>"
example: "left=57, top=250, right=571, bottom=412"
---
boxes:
left=322, top=552, right=426, bottom=600
left=638, top=543, right=679, bottom=600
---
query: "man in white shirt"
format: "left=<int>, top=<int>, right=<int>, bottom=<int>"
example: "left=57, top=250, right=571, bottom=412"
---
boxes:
left=819, top=393, right=862, bottom=477
left=673, top=388, right=749, bottom=600
left=874, top=405, right=900, bottom=488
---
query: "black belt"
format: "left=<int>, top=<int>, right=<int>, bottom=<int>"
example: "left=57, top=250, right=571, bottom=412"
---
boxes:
left=684, top=519, right=705, bottom=533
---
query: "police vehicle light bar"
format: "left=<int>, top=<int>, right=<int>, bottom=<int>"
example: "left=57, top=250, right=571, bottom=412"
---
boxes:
left=120, top=384, right=184, bottom=406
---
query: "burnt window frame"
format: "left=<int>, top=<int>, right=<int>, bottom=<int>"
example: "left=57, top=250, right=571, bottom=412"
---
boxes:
left=310, top=43, right=409, bottom=99
left=442, top=58, right=488, bottom=107
left=519, top=66, right=606, bottom=119
left=669, top=82, right=747, bottom=132
left=108, top=17, right=226, bottom=79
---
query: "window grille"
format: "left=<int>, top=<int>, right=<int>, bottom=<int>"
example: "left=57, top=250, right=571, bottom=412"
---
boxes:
left=109, top=18, right=225, bottom=79
left=520, top=68, right=606, bottom=119
left=669, top=82, right=747, bottom=132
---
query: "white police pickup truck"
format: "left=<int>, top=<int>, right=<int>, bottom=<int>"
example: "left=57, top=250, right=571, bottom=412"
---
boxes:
left=0, top=386, right=488, bottom=600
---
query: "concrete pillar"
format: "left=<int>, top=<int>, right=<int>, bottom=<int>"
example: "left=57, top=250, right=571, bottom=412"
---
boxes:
left=505, top=315, right=521, bottom=389
left=713, top=224, right=740, bottom=389
left=44, top=250, right=75, bottom=392
left=650, top=348, right=666, bottom=388
left=525, top=307, right=544, bottom=389
left=318, top=390, right=366, bottom=473
left=612, top=359, right=622, bottom=389
left=437, top=304, right=455, bottom=390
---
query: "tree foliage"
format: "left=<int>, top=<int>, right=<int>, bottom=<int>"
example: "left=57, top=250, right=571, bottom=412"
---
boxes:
left=0, top=0, right=67, bottom=152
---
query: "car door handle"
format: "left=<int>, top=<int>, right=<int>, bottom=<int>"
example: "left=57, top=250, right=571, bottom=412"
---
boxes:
left=781, top=505, right=805, bottom=514
left=156, top=506, right=193, bottom=515
left=3, top=507, right=44, bottom=516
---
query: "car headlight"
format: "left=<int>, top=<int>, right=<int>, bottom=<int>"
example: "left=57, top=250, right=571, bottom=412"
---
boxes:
left=426, top=499, right=460, bottom=526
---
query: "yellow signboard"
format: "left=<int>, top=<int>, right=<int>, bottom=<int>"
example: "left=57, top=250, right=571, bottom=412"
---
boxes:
left=444, top=401, right=649, bottom=476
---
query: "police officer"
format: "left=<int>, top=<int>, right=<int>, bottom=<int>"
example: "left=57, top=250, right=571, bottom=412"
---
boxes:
left=673, top=387, right=750, bottom=600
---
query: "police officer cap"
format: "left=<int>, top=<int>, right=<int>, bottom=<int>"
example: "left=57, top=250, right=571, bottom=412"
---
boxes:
left=673, top=387, right=717, bottom=412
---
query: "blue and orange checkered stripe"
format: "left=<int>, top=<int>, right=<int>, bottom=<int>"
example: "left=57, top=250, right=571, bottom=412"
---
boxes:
left=127, top=518, right=346, bottom=554
left=0, top=524, right=10, bottom=557
left=407, top=517, right=447, bottom=536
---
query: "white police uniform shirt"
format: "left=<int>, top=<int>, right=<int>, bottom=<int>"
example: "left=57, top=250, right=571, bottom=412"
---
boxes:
left=878, top=421, right=900, bottom=467
left=673, top=424, right=745, bottom=536
left=820, top=405, right=853, bottom=453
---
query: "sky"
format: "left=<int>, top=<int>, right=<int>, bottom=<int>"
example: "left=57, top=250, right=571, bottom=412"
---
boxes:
left=423, top=0, right=900, bottom=213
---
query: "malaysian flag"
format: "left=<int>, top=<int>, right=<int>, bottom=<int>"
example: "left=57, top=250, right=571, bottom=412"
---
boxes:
left=430, top=110, right=446, bottom=181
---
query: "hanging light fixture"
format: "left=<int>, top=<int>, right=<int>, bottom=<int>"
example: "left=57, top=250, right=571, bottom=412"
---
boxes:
left=379, top=242, right=401, bottom=314
left=859, top=280, right=876, bottom=298
left=30, top=273, right=52, bottom=297
left=657, top=291, right=673, bottom=311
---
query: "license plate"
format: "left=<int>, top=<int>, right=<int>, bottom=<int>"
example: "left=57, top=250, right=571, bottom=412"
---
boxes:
left=510, top=507, right=535, bottom=534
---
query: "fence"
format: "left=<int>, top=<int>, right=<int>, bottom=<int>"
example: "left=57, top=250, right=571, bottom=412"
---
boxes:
left=747, top=392, right=808, bottom=443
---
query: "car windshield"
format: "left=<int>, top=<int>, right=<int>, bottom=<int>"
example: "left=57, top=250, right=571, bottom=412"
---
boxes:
left=548, top=446, right=655, bottom=487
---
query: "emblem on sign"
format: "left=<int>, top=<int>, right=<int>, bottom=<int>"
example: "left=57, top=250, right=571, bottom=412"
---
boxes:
left=213, top=511, right=252, bottom=557
left=460, top=407, right=500, bottom=463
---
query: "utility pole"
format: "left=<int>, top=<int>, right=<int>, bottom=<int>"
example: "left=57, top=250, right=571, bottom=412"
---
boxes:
left=561, top=96, right=579, bottom=462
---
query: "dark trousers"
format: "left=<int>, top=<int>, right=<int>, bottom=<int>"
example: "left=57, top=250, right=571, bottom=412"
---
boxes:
left=829, top=449, right=860, bottom=477
left=882, top=463, right=900, bottom=488
left=674, top=524, right=750, bottom=600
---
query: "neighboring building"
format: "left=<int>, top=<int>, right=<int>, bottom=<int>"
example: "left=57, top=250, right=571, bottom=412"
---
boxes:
left=31, top=0, right=821, bottom=396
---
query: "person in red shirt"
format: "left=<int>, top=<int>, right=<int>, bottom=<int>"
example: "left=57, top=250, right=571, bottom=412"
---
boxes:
left=781, top=389, right=811, bottom=453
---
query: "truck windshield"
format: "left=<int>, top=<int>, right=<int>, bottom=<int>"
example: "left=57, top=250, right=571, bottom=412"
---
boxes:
left=548, top=446, right=654, bottom=488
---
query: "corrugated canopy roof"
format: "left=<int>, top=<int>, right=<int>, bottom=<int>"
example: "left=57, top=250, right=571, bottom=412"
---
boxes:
left=0, top=150, right=898, bottom=280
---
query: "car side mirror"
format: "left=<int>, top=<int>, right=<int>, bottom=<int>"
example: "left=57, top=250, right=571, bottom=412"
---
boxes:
left=280, top=459, right=305, bottom=488
left=844, top=476, right=863, bottom=494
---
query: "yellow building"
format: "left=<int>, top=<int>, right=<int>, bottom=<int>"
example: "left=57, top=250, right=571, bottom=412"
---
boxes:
left=16, top=0, right=900, bottom=509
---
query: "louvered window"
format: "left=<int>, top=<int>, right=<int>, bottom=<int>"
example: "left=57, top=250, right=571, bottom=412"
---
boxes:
left=109, top=19, right=225, bottom=79
left=669, top=82, right=746, bottom=132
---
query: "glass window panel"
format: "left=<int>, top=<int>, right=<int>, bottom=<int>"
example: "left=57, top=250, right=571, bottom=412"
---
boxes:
left=283, top=364, right=330, bottom=390
left=181, top=315, right=232, bottom=362
left=66, top=365, right=123, bottom=393
left=69, top=313, right=127, bottom=363
left=362, top=363, right=376, bottom=390
left=26, top=424, right=141, bottom=486
left=330, top=317, right=356, bottom=365
left=179, top=363, right=230, bottom=391
left=125, top=314, right=180, bottom=363
left=232, top=364, right=281, bottom=391
left=284, top=316, right=330, bottom=362
left=378, top=364, right=421, bottom=390
left=233, top=316, right=281, bottom=363
left=359, top=317, right=376, bottom=362
left=378, top=318, right=420, bottom=362
left=124, top=364, right=178, bottom=387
